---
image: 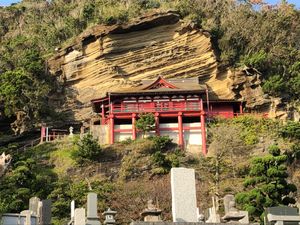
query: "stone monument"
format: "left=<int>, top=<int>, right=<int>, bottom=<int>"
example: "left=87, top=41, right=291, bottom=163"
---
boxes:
left=103, top=208, right=117, bottom=225
left=40, top=200, right=52, bottom=225
left=206, top=196, right=221, bottom=223
left=222, top=194, right=249, bottom=224
left=74, top=208, right=86, bottom=225
left=86, top=193, right=101, bottom=225
left=29, top=197, right=40, bottom=216
left=0, top=152, right=12, bottom=177
left=265, top=206, right=300, bottom=225
left=20, top=210, right=32, bottom=225
left=171, top=167, right=198, bottom=222
left=71, top=200, right=75, bottom=219
left=140, top=200, right=162, bottom=222
left=69, top=126, right=74, bottom=137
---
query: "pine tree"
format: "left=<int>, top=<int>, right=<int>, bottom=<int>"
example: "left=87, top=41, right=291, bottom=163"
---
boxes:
left=135, top=113, right=155, bottom=138
left=236, top=145, right=297, bottom=221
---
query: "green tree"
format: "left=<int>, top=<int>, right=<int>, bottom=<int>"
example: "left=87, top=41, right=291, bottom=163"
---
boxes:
left=236, top=145, right=297, bottom=222
left=72, top=134, right=102, bottom=165
left=279, top=121, right=300, bottom=140
left=135, top=113, right=155, bottom=138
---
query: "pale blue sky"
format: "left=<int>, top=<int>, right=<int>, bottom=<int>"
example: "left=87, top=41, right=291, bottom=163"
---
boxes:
left=0, top=0, right=299, bottom=7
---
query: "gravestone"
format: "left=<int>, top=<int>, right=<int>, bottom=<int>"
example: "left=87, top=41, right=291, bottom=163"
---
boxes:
left=41, top=200, right=52, bottom=225
left=223, top=194, right=234, bottom=214
left=0, top=152, right=12, bottom=177
left=222, top=194, right=249, bottom=224
left=86, top=193, right=101, bottom=225
left=265, top=206, right=300, bottom=225
left=206, top=197, right=220, bottom=223
left=140, top=200, right=162, bottom=222
left=71, top=200, right=75, bottom=219
left=74, top=208, right=86, bottom=225
left=171, top=167, right=198, bottom=222
left=29, top=197, right=40, bottom=215
left=21, top=210, right=32, bottom=225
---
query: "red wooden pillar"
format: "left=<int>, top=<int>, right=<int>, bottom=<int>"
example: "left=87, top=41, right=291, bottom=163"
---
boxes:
left=101, top=104, right=105, bottom=125
left=132, top=113, right=137, bottom=140
left=40, top=126, right=46, bottom=143
left=200, top=99, right=207, bottom=155
left=155, top=112, right=160, bottom=136
left=239, top=102, right=243, bottom=114
left=178, top=112, right=184, bottom=149
left=109, top=115, right=114, bottom=144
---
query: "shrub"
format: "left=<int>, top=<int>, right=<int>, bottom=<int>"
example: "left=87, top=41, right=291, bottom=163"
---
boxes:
left=241, top=50, right=267, bottom=71
left=147, top=135, right=173, bottom=151
left=135, top=113, right=155, bottom=137
left=279, top=121, right=300, bottom=140
left=262, top=75, right=286, bottom=96
left=71, top=134, right=102, bottom=165
left=236, top=145, right=297, bottom=222
left=151, top=150, right=181, bottom=175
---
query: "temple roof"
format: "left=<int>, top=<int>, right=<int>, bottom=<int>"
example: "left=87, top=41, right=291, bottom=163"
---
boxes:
left=91, top=76, right=241, bottom=103
left=109, top=77, right=207, bottom=95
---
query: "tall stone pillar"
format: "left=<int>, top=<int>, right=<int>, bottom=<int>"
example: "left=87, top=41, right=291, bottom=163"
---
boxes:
left=86, top=193, right=101, bottom=225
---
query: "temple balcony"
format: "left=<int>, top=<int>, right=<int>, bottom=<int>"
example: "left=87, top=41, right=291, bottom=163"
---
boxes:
left=111, top=102, right=202, bottom=114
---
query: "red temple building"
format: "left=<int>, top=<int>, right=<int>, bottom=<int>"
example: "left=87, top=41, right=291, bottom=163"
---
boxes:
left=91, top=77, right=243, bottom=155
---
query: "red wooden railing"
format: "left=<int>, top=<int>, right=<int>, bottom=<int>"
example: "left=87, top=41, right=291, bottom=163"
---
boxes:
left=111, top=102, right=201, bottom=113
left=107, top=103, right=268, bottom=119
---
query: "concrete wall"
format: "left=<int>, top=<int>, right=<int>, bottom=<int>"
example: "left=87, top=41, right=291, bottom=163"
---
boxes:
left=160, top=122, right=202, bottom=146
left=90, top=125, right=109, bottom=144
left=91, top=122, right=203, bottom=154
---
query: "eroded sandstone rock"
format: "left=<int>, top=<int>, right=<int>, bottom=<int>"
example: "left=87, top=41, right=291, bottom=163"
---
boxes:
left=48, top=11, right=276, bottom=122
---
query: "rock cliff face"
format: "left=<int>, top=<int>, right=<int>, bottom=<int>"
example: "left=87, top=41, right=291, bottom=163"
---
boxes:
left=48, top=11, right=274, bottom=122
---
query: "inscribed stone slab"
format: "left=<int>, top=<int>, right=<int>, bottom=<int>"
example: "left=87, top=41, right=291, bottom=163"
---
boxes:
left=87, top=193, right=98, bottom=218
left=71, top=200, right=75, bottom=219
left=74, top=208, right=86, bottom=225
left=29, top=197, right=40, bottom=215
left=171, top=167, right=198, bottom=222
left=41, top=200, right=52, bottom=225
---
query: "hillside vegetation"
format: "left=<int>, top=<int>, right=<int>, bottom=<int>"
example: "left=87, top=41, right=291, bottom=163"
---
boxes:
left=0, top=0, right=300, bottom=133
left=0, top=117, right=299, bottom=224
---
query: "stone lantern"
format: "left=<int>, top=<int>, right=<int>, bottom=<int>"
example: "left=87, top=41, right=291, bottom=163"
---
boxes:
left=102, top=208, right=117, bottom=225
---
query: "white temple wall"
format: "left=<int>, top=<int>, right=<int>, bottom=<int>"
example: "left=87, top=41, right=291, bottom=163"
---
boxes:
left=114, top=124, right=132, bottom=142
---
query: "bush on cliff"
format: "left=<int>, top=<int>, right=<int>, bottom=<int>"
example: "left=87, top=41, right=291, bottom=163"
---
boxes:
left=71, top=134, right=102, bottom=165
